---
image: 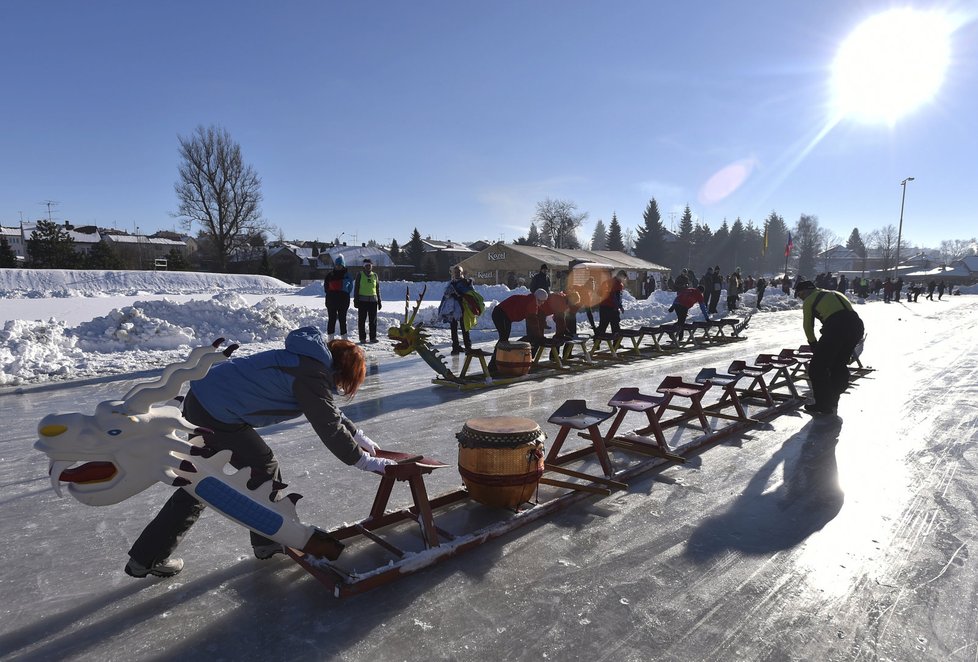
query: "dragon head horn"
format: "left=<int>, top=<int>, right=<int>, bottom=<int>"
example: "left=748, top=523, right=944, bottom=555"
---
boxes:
left=124, top=339, right=237, bottom=414
left=406, top=284, right=427, bottom=326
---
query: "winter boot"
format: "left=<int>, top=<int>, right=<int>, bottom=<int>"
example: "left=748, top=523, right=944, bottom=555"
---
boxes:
left=253, top=543, right=286, bottom=560
left=125, top=556, right=184, bottom=578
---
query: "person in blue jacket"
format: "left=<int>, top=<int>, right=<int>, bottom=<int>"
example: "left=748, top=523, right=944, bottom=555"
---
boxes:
left=125, top=328, right=394, bottom=578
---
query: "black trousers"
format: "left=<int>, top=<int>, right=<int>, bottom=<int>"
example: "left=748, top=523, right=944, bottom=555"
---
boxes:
left=708, top=290, right=721, bottom=313
left=128, top=391, right=280, bottom=566
left=491, top=306, right=513, bottom=343
left=357, top=301, right=379, bottom=342
left=808, top=311, right=864, bottom=411
left=596, top=306, right=621, bottom=335
left=325, top=292, right=350, bottom=335
left=450, top=319, right=471, bottom=350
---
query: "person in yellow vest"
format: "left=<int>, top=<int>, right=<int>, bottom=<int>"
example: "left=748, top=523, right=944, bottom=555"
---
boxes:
left=794, top=280, right=864, bottom=415
left=353, top=258, right=382, bottom=344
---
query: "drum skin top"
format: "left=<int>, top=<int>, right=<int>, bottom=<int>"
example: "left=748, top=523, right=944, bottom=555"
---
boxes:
left=496, top=341, right=531, bottom=350
left=463, top=416, right=540, bottom=435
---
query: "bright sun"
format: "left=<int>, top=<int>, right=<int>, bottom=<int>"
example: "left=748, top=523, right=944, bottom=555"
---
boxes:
left=832, top=9, right=952, bottom=124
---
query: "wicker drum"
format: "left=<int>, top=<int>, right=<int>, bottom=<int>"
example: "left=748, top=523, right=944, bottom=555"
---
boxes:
left=457, top=416, right=546, bottom=508
left=494, top=341, right=532, bottom=376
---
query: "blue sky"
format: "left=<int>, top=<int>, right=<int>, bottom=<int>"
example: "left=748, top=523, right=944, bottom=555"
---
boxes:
left=2, top=1, right=976, bottom=249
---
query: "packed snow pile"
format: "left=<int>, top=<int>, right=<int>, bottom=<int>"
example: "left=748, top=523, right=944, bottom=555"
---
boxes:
left=0, top=268, right=295, bottom=298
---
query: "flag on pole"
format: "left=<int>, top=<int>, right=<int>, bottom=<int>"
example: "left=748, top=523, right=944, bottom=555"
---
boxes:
left=784, top=232, right=794, bottom=257
left=762, top=226, right=769, bottom=256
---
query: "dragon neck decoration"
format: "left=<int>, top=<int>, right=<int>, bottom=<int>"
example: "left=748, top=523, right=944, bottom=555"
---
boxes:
left=387, top=285, right=462, bottom=383
left=34, top=338, right=342, bottom=558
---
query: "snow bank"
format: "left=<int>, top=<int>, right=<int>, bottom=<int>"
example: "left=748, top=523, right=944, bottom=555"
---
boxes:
left=0, top=268, right=294, bottom=298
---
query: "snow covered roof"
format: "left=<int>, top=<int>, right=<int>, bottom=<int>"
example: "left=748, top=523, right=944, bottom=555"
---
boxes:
left=103, top=234, right=185, bottom=246
left=323, top=245, right=394, bottom=267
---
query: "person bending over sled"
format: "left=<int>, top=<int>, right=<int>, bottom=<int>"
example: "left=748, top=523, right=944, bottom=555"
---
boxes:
left=125, top=328, right=395, bottom=578
left=794, top=280, right=865, bottom=416
left=668, top=285, right=709, bottom=341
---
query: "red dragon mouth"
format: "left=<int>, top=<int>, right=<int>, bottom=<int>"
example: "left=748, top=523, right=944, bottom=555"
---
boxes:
left=56, top=462, right=117, bottom=484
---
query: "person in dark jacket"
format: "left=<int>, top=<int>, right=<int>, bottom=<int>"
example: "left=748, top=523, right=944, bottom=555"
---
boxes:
left=125, top=329, right=394, bottom=578
left=708, top=265, right=723, bottom=314
left=795, top=281, right=865, bottom=415
left=596, top=271, right=626, bottom=335
left=323, top=254, right=354, bottom=339
left=755, top=276, right=767, bottom=308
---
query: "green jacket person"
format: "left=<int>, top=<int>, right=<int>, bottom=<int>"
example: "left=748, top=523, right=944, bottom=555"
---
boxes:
left=795, top=280, right=865, bottom=415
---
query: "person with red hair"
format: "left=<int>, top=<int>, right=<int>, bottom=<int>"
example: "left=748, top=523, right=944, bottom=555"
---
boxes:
left=125, top=327, right=392, bottom=579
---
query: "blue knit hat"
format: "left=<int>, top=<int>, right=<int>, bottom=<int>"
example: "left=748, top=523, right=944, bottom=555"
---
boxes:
left=335, top=254, right=345, bottom=267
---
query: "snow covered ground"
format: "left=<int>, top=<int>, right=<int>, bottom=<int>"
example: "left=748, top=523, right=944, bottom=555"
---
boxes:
left=0, top=268, right=807, bottom=388
left=2, top=269, right=977, bottom=661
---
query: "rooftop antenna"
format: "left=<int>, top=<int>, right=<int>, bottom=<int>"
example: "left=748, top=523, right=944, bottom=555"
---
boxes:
left=40, top=200, right=60, bottom=222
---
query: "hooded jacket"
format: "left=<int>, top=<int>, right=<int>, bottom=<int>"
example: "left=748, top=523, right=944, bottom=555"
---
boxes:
left=189, top=327, right=361, bottom=465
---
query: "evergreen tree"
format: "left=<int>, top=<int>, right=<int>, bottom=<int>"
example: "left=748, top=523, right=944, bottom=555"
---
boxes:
left=0, top=237, right=17, bottom=267
left=710, top=220, right=730, bottom=273
left=633, top=198, right=667, bottom=264
left=691, top=222, right=713, bottom=270
left=728, top=217, right=746, bottom=270
left=606, top=213, right=625, bottom=252
left=84, top=241, right=124, bottom=270
left=388, top=238, right=401, bottom=264
left=405, top=228, right=425, bottom=269
left=590, top=220, right=608, bottom=250
left=526, top=223, right=541, bottom=246
left=27, top=220, right=78, bottom=268
left=677, top=205, right=694, bottom=243
left=667, top=205, right=695, bottom=272
left=795, top=214, right=822, bottom=278
left=846, top=227, right=867, bottom=276
left=166, top=248, right=189, bottom=271
left=762, top=211, right=789, bottom=275
left=742, top=220, right=764, bottom=275
left=846, top=228, right=866, bottom=257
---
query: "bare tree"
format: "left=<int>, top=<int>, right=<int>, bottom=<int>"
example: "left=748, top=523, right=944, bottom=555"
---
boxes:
left=939, top=238, right=978, bottom=264
left=867, top=224, right=899, bottom=274
left=174, top=125, right=268, bottom=272
left=534, top=198, right=586, bottom=249
left=819, top=230, right=841, bottom=272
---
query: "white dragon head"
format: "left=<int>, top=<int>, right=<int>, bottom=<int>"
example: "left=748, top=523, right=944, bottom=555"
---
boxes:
left=34, top=339, right=236, bottom=507
left=33, top=338, right=346, bottom=559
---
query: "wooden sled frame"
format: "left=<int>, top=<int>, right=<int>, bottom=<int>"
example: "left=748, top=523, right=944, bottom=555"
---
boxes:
left=289, top=345, right=870, bottom=598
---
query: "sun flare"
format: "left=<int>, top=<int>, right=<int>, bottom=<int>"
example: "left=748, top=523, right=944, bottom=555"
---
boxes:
left=832, top=9, right=952, bottom=124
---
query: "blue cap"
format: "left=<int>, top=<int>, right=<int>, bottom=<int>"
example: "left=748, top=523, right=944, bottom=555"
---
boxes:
left=335, top=254, right=345, bottom=266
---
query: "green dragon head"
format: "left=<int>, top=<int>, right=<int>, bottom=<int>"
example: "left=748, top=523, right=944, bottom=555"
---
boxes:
left=388, top=284, right=428, bottom=357
left=387, top=285, right=462, bottom=383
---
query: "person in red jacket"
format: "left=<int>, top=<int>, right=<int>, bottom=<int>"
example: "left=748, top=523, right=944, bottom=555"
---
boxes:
left=488, top=289, right=547, bottom=376
left=528, top=291, right=581, bottom=339
left=492, top=289, right=548, bottom=343
left=669, top=286, right=710, bottom=339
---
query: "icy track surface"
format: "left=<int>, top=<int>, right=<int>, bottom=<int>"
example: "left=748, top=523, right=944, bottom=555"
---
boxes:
left=1, top=269, right=977, bottom=661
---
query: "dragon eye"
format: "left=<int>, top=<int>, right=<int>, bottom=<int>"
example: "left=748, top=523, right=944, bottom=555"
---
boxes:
left=107, top=429, right=123, bottom=436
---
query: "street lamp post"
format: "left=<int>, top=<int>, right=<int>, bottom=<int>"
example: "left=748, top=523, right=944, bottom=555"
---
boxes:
left=895, top=176, right=914, bottom=275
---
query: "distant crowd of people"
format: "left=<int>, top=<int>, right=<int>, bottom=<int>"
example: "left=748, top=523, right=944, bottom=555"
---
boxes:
left=641, top=268, right=961, bottom=309
left=794, top=272, right=959, bottom=304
